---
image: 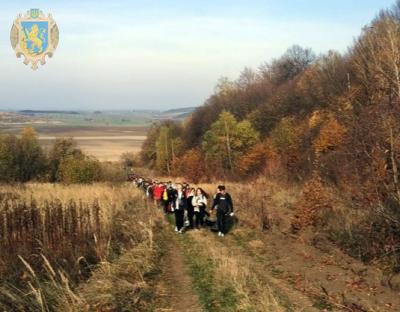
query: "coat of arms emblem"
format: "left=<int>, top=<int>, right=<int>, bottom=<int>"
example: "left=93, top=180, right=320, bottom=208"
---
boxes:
left=10, top=9, right=59, bottom=70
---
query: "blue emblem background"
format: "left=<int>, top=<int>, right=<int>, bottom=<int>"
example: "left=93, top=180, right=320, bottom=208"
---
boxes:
left=21, top=21, right=49, bottom=54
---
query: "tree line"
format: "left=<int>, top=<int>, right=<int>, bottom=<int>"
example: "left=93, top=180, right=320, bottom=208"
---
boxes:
left=0, top=127, right=125, bottom=184
left=142, top=2, right=400, bottom=187
left=140, top=2, right=400, bottom=271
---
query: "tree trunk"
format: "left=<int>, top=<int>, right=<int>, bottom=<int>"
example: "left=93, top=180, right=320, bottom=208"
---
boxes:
left=389, top=126, right=400, bottom=200
left=224, top=119, right=233, bottom=171
left=165, top=132, right=170, bottom=175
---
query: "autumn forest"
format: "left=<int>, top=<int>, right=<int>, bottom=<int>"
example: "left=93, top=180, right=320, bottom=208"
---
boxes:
left=141, top=3, right=400, bottom=274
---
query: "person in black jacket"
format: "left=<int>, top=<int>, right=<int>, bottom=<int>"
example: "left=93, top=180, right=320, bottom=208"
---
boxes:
left=186, top=187, right=196, bottom=229
left=212, top=185, right=234, bottom=237
left=174, top=183, right=187, bottom=233
left=165, top=183, right=176, bottom=214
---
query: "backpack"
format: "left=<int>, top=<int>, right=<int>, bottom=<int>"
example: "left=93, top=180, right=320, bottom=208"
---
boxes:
left=163, top=190, right=168, bottom=201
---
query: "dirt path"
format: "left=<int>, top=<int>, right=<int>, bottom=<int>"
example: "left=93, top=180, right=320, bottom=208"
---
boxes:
left=217, top=226, right=400, bottom=311
left=182, top=227, right=319, bottom=311
left=148, top=199, right=400, bottom=311
left=159, top=223, right=400, bottom=311
left=155, top=224, right=203, bottom=312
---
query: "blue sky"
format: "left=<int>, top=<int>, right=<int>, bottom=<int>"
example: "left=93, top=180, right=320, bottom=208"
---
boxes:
left=0, top=1, right=395, bottom=110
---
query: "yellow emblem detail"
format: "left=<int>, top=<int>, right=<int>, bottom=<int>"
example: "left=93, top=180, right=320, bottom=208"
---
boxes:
left=21, top=24, right=46, bottom=55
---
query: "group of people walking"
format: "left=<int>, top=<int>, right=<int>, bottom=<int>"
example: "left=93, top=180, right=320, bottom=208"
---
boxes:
left=132, top=176, right=234, bottom=237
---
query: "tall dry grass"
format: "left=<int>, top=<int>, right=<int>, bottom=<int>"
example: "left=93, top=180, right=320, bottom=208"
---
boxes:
left=0, top=183, right=156, bottom=311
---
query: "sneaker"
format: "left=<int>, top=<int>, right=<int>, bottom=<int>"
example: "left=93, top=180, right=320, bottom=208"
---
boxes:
left=221, top=233, right=225, bottom=237
left=218, top=232, right=221, bottom=237
left=178, top=229, right=184, bottom=234
left=175, top=227, right=178, bottom=232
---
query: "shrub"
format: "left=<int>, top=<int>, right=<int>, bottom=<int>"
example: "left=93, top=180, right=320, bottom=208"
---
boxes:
left=177, top=149, right=206, bottom=183
left=0, top=128, right=46, bottom=182
left=120, top=152, right=140, bottom=168
left=236, top=142, right=268, bottom=178
left=313, top=115, right=346, bottom=157
left=100, top=161, right=126, bottom=182
left=291, top=175, right=332, bottom=232
left=47, top=137, right=82, bottom=182
left=59, top=156, right=101, bottom=184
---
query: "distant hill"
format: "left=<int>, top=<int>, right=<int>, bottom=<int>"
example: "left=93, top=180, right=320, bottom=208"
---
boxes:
left=19, top=110, right=80, bottom=115
left=152, top=107, right=196, bottom=121
left=0, top=112, right=42, bottom=124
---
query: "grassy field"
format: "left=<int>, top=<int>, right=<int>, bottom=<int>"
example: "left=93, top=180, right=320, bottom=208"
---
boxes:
left=35, top=126, right=148, bottom=161
left=0, top=111, right=150, bottom=161
left=15, top=111, right=155, bottom=127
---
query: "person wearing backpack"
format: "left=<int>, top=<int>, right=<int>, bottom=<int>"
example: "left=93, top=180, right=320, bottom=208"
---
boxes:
left=174, top=183, right=187, bottom=233
left=212, top=185, right=234, bottom=237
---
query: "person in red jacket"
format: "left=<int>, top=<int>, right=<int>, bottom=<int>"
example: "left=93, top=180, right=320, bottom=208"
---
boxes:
left=153, top=182, right=165, bottom=204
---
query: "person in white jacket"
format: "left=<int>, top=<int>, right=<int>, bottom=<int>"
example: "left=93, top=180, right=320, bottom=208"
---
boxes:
left=192, top=188, right=208, bottom=229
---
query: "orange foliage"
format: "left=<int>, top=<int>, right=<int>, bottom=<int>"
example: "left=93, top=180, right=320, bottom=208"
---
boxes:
left=291, top=175, right=332, bottom=232
left=237, top=143, right=268, bottom=177
left=176, top=149, right=206, bottom=183
left=313, top=115, right=347, bottom=156
left=264, top=144, right=282, bottom=179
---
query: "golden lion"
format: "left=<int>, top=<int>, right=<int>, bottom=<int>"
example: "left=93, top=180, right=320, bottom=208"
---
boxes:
left=21, top=24, right=46, bottom=54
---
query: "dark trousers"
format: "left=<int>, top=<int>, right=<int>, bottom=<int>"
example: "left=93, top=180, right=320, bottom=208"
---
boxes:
left=175, top=209, right=184, bottom=231
left=187, top=206, right=194, bottom=228
left=194, top=208, right=206, bottom=228
left=217, top=210, right=227, bottom=234
left=163, top=200, right=169, bottom=213
left=199, top=206, right=207, bottom=226
left=194, top=211, right=200, bottom=228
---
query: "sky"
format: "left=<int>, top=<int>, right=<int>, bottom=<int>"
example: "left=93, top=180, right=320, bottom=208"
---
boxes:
left=0, top=0, right=395, bottom=111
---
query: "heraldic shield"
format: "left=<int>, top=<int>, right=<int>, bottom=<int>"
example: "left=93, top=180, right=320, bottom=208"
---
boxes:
left=10, top=9, right=59, bottom=70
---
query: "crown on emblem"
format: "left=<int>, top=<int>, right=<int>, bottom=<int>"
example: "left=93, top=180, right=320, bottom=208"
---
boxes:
left=30, top=9, right=40, bottom=19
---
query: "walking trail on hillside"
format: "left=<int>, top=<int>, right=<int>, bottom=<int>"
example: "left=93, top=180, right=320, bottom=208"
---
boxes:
left=153, top=220, right=202, bottom=312
left=149, top=205, right=400, bottom=312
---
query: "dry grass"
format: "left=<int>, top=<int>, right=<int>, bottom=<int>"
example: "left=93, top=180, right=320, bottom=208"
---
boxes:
left=0, top=183, right=157, bottom=311
left=186, top=229, right=286, bottom=311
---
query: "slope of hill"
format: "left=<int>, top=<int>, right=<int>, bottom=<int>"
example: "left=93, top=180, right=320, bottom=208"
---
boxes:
left=139, top=2, right=400, bottom=305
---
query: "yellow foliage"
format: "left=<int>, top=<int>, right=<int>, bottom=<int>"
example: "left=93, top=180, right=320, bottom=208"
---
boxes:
left=308, top=110, right=322, bottom=129
left=270, top=117, right=302, bottom=153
